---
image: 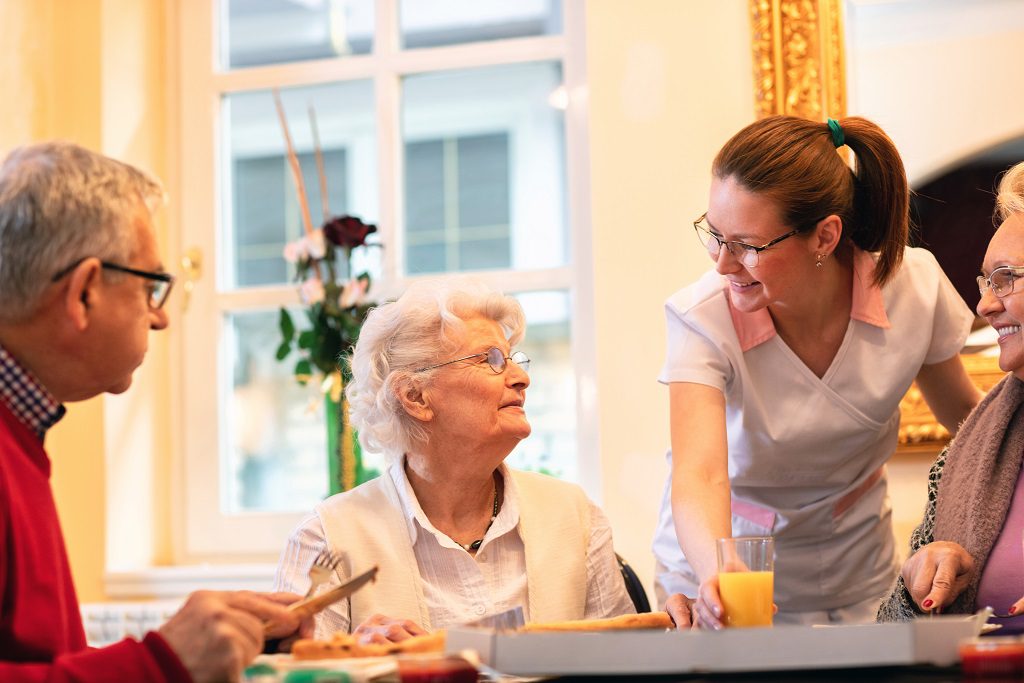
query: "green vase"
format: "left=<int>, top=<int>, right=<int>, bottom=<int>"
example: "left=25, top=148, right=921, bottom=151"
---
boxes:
left=324, top=393, right=377, bottom=496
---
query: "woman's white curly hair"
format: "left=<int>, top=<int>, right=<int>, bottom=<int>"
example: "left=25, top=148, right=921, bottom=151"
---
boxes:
left=996, top=161, right=1024, bottom=223
left=346, top=275, right=525, bottom=462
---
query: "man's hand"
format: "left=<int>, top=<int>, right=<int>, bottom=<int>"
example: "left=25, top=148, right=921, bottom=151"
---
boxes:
left=159, top=590, right=308, bottom=682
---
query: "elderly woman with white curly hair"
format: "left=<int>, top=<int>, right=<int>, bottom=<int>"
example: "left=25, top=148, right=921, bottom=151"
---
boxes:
left=273, top=277, right=644, bottom=642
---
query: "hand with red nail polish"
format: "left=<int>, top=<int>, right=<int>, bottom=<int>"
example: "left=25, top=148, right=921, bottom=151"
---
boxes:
left=899, top=541, right=974, bottom=614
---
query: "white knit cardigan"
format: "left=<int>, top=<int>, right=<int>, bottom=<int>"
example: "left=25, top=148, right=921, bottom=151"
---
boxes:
left=314, top=466, right=592, bottom=630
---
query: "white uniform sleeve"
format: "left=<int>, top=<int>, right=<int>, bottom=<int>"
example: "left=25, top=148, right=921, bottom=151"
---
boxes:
left=921, top=252, right=974, bottom=365
left=657, top=300, right=732, bottom=391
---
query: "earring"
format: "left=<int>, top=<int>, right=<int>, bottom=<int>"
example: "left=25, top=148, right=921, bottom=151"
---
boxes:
left=815, top=253, right=826, bottom=268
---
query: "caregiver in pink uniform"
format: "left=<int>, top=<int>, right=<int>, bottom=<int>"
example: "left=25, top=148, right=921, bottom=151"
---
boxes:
left=651, top=115, right=984, bottom=628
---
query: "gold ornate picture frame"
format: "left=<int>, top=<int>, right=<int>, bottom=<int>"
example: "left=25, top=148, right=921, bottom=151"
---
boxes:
left=897, top=353, right=1003, bottom=455
left=749, top=0, right=846, bottom=121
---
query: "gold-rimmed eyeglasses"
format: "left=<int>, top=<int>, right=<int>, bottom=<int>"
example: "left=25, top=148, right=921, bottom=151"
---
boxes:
left=693, top=213, right=802, bottom=268
left=415, top=347, right=530, bottom=374
left=52, top=259, right=176, bottom=309
left=978, top=265, right=1024, bottom=299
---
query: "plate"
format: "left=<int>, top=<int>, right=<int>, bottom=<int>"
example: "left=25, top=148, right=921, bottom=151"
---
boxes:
left=243, top=654, right=396, bottom=682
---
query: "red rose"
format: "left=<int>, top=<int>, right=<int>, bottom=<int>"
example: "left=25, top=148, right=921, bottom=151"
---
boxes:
left=323, top=215, right=377, bottom=249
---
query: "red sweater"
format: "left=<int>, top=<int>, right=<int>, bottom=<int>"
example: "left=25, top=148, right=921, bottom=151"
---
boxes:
left=0, top=403, right=192, bottom=682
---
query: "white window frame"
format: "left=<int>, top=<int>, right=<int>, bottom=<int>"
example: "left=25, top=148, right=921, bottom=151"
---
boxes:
left=174, top=0, right=597, bottom=562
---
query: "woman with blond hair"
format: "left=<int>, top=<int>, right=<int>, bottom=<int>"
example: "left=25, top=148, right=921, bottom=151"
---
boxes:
left=878, top=161, right=1024, bottom=631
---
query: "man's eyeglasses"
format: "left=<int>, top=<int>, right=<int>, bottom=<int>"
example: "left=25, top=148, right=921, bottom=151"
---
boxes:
left=415, top=347, right=530, bottom=375
left=978, top=265, right=1024, bottom=299
left=51, top=259, right=176, bottom=310
left=693, top=213, right=802, bottom=268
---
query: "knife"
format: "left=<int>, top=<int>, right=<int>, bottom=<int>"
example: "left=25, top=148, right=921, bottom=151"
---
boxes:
left=265, top=564, right=378, bottom=633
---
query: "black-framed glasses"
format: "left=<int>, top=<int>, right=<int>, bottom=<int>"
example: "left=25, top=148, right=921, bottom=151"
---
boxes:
left=415, top=347, right=530, bottom=375
left=978, top=265, right=1024, bottom=299
left=693, top=213, right=802, bottom=268
left=51, top=259, right=176, bottom=310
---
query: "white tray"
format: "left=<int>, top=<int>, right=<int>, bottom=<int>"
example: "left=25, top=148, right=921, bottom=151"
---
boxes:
left=446, top=615, right=984, bottom=676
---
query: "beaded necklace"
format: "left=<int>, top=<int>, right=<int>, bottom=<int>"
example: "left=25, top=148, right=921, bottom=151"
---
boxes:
left=460, top=484, right=500, bottom=552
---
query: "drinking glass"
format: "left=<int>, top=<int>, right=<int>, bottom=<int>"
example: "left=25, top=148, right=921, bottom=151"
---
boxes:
left=717, top=536, right=774, bottom=627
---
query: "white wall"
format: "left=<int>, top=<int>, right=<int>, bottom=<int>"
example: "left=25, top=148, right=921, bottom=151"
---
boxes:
left=846, top=0, right=1024, bottom=184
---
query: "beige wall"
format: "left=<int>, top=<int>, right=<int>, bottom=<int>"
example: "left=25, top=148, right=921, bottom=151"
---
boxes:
left=0, top=0, right=169, bottom=602
left=1, top=0, right=109, bottom=604
left=586, top=0, right=755, bottom=598
left=99, top=0, right=174, bottom=576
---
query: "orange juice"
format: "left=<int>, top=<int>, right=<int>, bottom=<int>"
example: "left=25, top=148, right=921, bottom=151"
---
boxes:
left=718, top=570, right=773, bottom=627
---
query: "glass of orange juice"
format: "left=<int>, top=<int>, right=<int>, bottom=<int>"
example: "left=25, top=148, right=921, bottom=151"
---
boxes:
left=716, top=536, right=774, bottom=628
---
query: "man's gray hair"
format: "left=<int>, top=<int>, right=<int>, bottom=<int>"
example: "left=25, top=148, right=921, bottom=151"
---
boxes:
left=347, top=276, right=526, bottom=461
left=0, top=141, right=166, bottom=322
left=996, top=161, right=1024, bottom=223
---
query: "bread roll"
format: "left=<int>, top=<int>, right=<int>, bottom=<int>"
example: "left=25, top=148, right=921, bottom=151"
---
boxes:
left=519, top=612, right=674, bottom=632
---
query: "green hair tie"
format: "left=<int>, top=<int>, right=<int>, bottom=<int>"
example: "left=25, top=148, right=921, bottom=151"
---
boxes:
left=827, top=118, right=845, bottom=148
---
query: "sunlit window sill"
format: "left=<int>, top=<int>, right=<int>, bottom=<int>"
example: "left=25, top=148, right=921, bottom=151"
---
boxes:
left=104, top=563, right=278, bottom=600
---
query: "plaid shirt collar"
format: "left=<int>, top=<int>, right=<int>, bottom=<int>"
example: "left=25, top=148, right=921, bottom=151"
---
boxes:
left=0, top=343, right=65, bottom=440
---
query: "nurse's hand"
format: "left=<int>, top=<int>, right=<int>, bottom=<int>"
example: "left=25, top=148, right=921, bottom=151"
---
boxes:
left=693, top=576, right=726, bottom=630
left=692, top=576, right=778, bottom=629
left=664, top=593, right=695, bottom=629
left=901, top=541, right=974, bottom=613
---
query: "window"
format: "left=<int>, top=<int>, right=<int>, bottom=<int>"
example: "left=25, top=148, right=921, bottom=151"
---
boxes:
left=405, top=132, right=512, bottom=274
left=176, top=0, right=591, bottom=559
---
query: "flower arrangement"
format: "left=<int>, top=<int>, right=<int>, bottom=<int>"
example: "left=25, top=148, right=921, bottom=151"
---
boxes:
left=271, top=91, right=380, bottom=494
left=275, top=214, right=377, bottom=386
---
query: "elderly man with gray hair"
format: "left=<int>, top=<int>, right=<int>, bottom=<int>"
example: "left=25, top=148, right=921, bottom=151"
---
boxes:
left=274, top=276, right=655, bottom=642
left=0, top=141, right=309, bottom=682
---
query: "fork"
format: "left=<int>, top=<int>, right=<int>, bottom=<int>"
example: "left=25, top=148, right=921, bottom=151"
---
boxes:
left=305, top=547, right=342, bottom=598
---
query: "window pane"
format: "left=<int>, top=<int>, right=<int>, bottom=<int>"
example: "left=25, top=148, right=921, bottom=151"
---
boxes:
left=224, top=309, right=329, bottom=513
left=405, top=140, right=445, bottom=233
left=222, top=0, right=374, bottom=69
left=400, top=0, right=562, bottom=49
left=506, top=290, right=576, bottom=482
left=403, top=62, right=568, bottom=275
left=225, top=80, right=379, bottom=289
left=458, top=237, right=509, bottom=271
left=407, top=243, right=446, bottom=274
left=458, top=133, right=510, bottom=228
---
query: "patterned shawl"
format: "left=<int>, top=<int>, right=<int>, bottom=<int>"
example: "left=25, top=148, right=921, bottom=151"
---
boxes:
left=933, top=373, right=1024, bottom=613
